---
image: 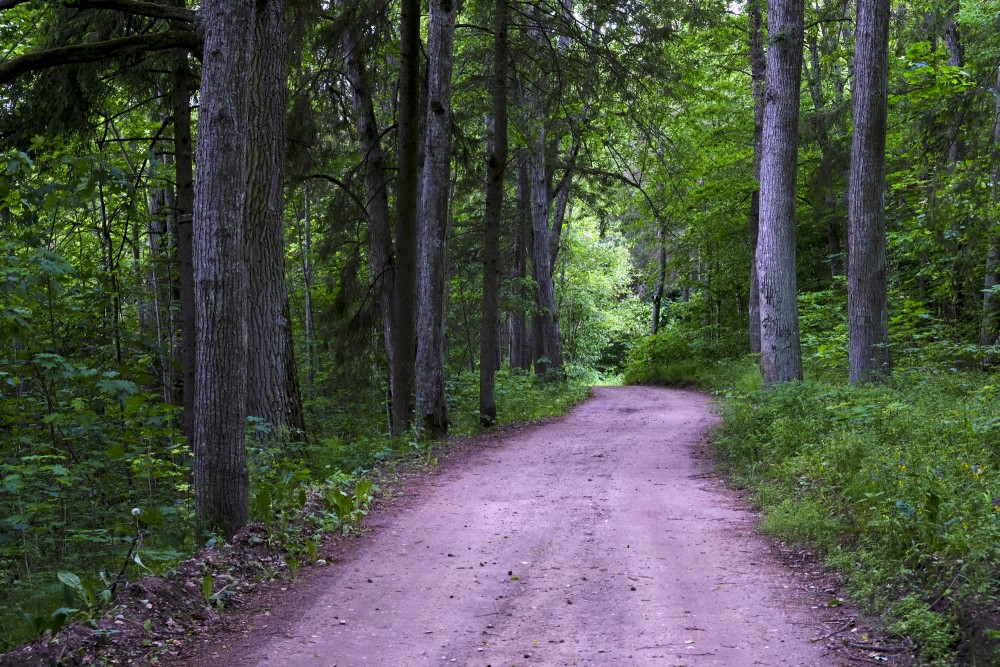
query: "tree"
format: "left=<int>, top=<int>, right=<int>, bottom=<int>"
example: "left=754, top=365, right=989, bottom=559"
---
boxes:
left=480, top=0, right=509, bottom=425
left=343, top=2, right=396, bottom=404
left=245, top=0, right=305, bottom=434
left=747, top=0, right=765, bottom=354
left=391, top=0, right=421, bottom=434
left=847, top=0, right=890, bottom=384
left=192, top=0, right=255, bottom=537
left=756, top=0, right=805, bottom=386
left=415, top=0, right=458, bottom=436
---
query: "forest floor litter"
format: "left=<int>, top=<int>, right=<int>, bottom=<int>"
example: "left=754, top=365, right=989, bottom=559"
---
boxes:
left=5, top=386, right=917, bottom=666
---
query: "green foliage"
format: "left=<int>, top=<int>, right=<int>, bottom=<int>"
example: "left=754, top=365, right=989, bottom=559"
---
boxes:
left=447, top=367, right=592, bottom=436
left=623, top=310, right=747, bottom=387
left=702, top=366, right=1000, bottom=664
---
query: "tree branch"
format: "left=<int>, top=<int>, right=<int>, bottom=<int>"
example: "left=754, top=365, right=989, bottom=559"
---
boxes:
left=0, top=0, right=195, bottom=21
left=0, top=29, right=200, bottom=84
left=65, top=0, right=196, bottom=23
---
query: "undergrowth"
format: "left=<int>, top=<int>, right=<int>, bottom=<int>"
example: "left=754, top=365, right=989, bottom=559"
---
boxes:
left=0, top=368, right=589, bottom=652
left=624, top=323, right=1000, bottom=666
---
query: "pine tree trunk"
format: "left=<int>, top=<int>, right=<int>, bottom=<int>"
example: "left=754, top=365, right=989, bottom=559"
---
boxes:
left=192, top=0, right=254, bottom=538
left=245, top=0, right=302, bottom=435
left=757, top=0, right=804, bottom=386
left=416, top=0, right=457, bottom=436
left=172, top=53, right=196, bottom=447
left=480, top=0, right=508, bottom=426
left=747, top=0, right=765, bottom=354
left=392, top=0, right=421, bottom=435
left=344, top=13, right=396, bottom=407
left=847, top=0, right=891, bottom=384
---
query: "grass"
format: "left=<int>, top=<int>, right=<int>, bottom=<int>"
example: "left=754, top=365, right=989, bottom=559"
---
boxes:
left=624, top=330, right=1000, bottom=666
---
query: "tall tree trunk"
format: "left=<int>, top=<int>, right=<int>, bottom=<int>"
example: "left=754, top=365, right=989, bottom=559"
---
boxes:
left=480, top=0, right=508, bottom=426
left=548, top=141, right=578, bottom=272
left=415, top=0, right=457, bottom=436
left=392, top=0, right=421, bottom=435
left=747, top=0, right=765, bottom=354
left=848, top=0, right=891, bottom=384
left=300, top=185, right=315, bottom=392
left=757, top=0, right=804, bottom=386
left=651, top=225, right=667, bottom=334
left=509, top=155, right=531, bottom=370
left=529, top=135, right=564, bottom=374
left=803, top=36, right=846, bottom=280
left=192, top=0, right=254, bottom=538
left=344, top=11, right=396, bottom=408
left=245, top=0, right=302, bottom=435
left=172, top=53, right=196, bottom=447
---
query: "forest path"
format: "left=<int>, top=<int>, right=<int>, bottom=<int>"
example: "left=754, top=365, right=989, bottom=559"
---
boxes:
left=181, top=386, right=852, bottom=666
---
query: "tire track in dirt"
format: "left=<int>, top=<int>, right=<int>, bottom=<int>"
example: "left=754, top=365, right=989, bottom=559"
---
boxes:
left=187, top=386, right=852, bottom=666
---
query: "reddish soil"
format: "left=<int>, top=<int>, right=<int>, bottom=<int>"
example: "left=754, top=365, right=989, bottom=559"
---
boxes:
left=168, top=386, right=913, bottom=667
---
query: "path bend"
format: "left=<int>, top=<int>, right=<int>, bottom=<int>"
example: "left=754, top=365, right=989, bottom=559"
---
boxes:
left=193, top=386, right=847, bottom=666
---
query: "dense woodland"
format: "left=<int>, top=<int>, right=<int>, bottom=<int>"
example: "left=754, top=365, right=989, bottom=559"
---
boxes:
left=0, top=0, right=998, bottom=661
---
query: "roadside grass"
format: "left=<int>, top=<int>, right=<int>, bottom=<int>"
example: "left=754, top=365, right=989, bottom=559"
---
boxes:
left=624, top=330, right=1000, bottom=666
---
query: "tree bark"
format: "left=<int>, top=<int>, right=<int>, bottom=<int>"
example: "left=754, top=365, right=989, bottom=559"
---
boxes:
left=848, top=0, right=890, bottom=384
left=529, top=135, right=564, bottom=374
left=172, top=54, right=196, bottom=445
left=192, top=0, right=254, bottom=538
left=416, top=0, right=458, bottom=437
left=757, top=0, right=804, bottom=386
left=343, top=10, right=396, bottom=402
left=747, top=0, right=765, bottom=354
left=509, top=155, right=532, bottom=370
left=244, top=0, right=303, bottom=435
left=480, top=0, right=509, bottom=426
left=548, top=140, right=578, bottom=273
left=391, top=0, right=421, bottom=435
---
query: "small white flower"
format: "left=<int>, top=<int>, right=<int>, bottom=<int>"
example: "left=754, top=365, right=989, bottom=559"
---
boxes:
left=131, top=508, right=141, bottom=516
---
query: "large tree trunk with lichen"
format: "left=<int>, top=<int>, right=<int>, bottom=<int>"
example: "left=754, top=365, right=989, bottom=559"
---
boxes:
left=847, top=0, right=891, bottom=384
left=245, top=0, right=304, bottom=436
left=415, top=0, right=457, bottom=436
left=756, top=0, right=804, bottom=386
left=193, top=0, right=255, bottom=538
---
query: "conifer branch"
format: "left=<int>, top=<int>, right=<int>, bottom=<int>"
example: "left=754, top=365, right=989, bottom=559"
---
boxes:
left=0, top=29, right=200, bottom=84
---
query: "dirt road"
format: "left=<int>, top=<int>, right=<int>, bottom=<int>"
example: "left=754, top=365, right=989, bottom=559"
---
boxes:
left=191, top=386, right=851, bottom=666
